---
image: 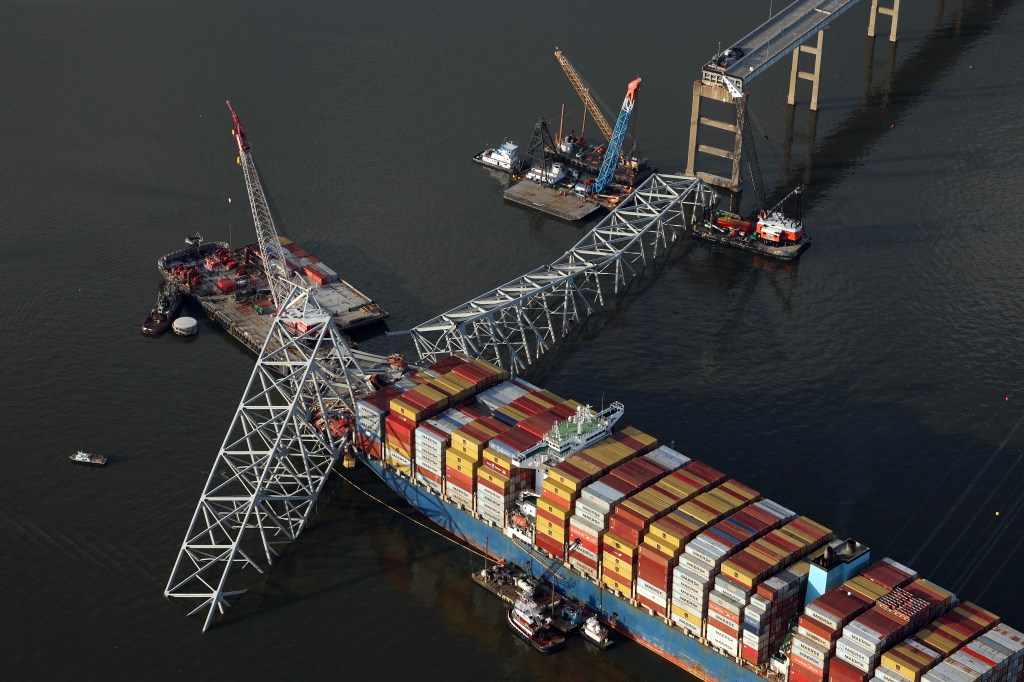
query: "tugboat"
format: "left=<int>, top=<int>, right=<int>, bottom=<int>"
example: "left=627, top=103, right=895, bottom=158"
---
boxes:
left=580, top=615, right=614, bottom=649
left=472, top=140, right=524, bottom=175
left=506, top=592, right=566, bottom=653
left=69, top=451, right=107, bottom=466
left=141, top=283, right=183, bottom=336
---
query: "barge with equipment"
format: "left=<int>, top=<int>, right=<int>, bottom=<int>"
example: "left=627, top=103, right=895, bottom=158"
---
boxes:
left=157, top=234, right=388, bottom=353
left=352, top=354, right=1024, bottom=682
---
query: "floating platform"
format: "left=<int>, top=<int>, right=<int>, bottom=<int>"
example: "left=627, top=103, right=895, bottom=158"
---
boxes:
left=157, top=237, right=388, bottom=353
left=503, top=181, right=602, bottom=222
left=692, top=222, right=810, bottom=261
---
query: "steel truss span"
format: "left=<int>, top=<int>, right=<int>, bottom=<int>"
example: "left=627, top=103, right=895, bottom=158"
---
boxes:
left=410, top=174, right=718, bottom=374
left=164, top=287, right=375, bottom=631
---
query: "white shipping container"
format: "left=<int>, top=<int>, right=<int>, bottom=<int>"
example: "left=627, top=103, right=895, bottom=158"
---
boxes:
left=573, top=545, right=599, bottom=563
left=580, top=481, right=625, bottom=512
left=636, top=578, right=668, bottom=603
left=642, top=446, right=691, bottom=472
left=844, top=621, right=886, bottom=652
left=805, top=602, right=844, bottom=631
left=671, top=613, right=702, bottom=635
left=714, top=576, right=750, bottom=603
left=672, top=566, right=709, bottom=592
left=706, top=626, right=740, bottom=657
left=874, top=666, right=914, bottom=682
left=678, top=554, right=715, bottom=581
left=709, top=589, right=743, bottom=614
left=671, top=593, right=705, bottom=613
left=446, top=485, right=474, bottom=509
left=636, top=582, right=668, bottom=609
left=796, top=626, right=831, bottom=650
left=756, top=499, right=797, bottom=522
left=836, top=637, right=879, bottom=673
left=574, top=498, right=608, bottom=528
left=415, top=471, right=443, bottom=494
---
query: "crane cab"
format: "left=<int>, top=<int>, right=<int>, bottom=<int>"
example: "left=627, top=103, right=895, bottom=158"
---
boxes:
left=756, top=212, right=804, bottom=244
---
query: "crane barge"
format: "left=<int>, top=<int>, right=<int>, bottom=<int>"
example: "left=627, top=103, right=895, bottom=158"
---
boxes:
left=155, top=103, right=389, bottom=350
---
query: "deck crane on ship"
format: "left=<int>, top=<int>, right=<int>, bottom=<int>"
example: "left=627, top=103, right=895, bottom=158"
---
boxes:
left=593, top=78, right=641, bottom=195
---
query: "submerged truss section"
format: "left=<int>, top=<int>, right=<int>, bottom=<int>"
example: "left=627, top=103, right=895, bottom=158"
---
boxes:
left=164, top=287, right=377, bottom=630
left=410, top=174, right=718, bottom=373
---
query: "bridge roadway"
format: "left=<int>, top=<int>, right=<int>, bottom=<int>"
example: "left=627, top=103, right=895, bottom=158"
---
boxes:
left=708, top=0, right=863, bottom=86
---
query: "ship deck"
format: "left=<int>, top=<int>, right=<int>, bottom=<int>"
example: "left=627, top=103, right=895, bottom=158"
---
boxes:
left=503, top=181, right=603, bottom=222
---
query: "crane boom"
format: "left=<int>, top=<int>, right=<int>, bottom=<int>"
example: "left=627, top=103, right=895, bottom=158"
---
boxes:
left=554, top=50, right=614, bottom=143
left=227, top=100, right=304, bottom=313
left=593, top=78, right=641, bottom=194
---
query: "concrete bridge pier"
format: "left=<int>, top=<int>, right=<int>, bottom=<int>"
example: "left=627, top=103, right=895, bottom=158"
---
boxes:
left=868, top=0, right=901, bottom=42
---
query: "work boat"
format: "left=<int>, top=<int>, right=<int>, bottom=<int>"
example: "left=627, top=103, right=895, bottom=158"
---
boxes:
left=506, top=592, right=566, bottom=653
left=581, top=615, right=614, bottom=649
left=474, top=141, right=522, bottom=174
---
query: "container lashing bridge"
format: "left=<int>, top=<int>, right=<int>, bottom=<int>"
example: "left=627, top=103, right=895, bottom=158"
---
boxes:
left=686, top=0, right=901, bottom=193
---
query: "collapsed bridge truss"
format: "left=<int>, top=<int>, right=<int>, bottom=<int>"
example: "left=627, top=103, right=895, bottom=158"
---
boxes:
left=409, top=174, right=718, bottom=374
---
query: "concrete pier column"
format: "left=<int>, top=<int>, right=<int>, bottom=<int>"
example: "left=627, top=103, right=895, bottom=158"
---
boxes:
left=868, top=0, right=901, bottom=42
left=685, top=80, right=746, bottom=192
left=787, top=30, right=825, bottom=111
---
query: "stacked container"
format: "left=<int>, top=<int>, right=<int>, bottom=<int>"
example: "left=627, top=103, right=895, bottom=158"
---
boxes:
left=414, top=408, right=474, bottom=493
left=385, top=383, right=451, bottom=475
left=791, top=587, right=876, bottom=682
left=917, top=623, right=1024, bottom=682
left=354, top=385, right=404, bottom=459
left=444, top=416, right=507, bottom=509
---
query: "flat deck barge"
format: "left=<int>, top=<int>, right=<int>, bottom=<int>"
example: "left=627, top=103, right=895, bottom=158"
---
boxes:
left=158, top=236, right=388, bottom=352
left=503, top=181, right=602, bottom=222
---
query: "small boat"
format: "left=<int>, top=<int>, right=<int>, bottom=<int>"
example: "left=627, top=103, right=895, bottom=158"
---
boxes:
left=581, top=615, right=614, bottom=649
left=472, top=141, right=523, bottom=174
left=69, top=451, right=107, bottom=466
left=506, top=593, right=566, bottom=653
left=141, top=284, right=183, bottom=336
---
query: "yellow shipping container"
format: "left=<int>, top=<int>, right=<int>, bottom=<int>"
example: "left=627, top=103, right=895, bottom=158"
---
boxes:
left=881, top=642, right=934, bottom=681
left=538, top=522, right=567, bottom=543
left=550, top=468, right=588, bottom=492
left=843, top=576, right=889, bottom=603
left=671, top=604, right=703, bottom=627
left=601, top=573, right=632, bottom=597
left=603, top=554, right=635, bottom=579
left=636, top=487, right=674, bottom=510
left=388, top=440, right=412, bottom=458
left=570, top=457, right=604, bottom=477
left=496, top=404, right=528, bottom=424
left=542, top=476, right=578, bottom=503
left=441, top=372, right=476, bottom=396
left=718, top=480, right=759, bottom=503
left=478, top=469, right=510, bottom=489
left=644, top=522, right=689, bottom=551
left=427, top=375, right=466, bottom=402
left=537, top=497, right=571, bottom=520
left=679, top=501, right=716, bottom=526
left=704, top=489, right=742, bottom=511
left=959, top=602, right=999, bottom=627
left=656, top=475, right=695, bottom=499
left=446, top=447, right=480, bottom=471
left=389, top=397, right=427, bottom=423
left=603, top=532, right=637, bottom=556
left=619, top=425, right=659, bottom=448
left=721, top=559, right=759, bottom=588
left=482, top=447, right=513, bottom=470
left=385, top=457, right=413, bottom=477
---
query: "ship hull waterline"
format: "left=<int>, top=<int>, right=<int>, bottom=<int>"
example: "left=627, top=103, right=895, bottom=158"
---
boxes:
left=358, top=455, right=764, bottom=682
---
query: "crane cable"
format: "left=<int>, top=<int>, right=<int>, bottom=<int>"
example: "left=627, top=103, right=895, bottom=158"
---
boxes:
left=331, top=464, right=491, bottom=561
left=881, top=399, right=1010, bottom=557
left=934, top=437, right=1024, bottom=581
left=907, top=409, right=1024, bottom=566
left=950, top=452, right=1024, bottom=594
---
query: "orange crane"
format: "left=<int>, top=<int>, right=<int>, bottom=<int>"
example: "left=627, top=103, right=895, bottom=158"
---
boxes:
left=554, top=49, right=614, bottom=144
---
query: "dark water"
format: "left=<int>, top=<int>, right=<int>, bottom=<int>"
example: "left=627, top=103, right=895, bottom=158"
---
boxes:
left=4, top=0, right=1024, bottom=679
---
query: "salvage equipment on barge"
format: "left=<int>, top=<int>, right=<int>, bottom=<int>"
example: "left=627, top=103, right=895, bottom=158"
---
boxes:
left=692, top=186, right=810, bottom=261
left=351, top=354, right=1024, bottom=682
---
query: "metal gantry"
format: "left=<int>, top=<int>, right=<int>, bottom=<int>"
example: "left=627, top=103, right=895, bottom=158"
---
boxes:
left=164, top=287, right=376, bottom=631
left=409, top=174, right=718, bottom=374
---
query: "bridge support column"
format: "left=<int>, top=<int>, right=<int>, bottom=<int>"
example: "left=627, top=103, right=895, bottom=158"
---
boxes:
left=787, top=29, right=825, bottom=111
left=868, top=0, right=901, bottom=42
left=686, top=80, right=746, bottom=192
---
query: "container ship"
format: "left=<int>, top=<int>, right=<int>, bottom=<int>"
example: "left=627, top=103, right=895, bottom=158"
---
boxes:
left=352, top=354, right=1024, bottom=682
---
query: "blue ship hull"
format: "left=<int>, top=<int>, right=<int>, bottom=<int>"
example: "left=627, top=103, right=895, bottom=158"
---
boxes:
left=361, top=456, right=767, bottom=682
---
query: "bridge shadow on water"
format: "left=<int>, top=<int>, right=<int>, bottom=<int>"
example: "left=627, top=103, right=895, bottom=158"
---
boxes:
left=770, top=0, right=1016, bottom=211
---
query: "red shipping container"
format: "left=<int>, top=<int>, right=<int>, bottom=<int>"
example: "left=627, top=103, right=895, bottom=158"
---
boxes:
left=601, top=565, right=632, bottom=589
left=216, top=278, right=236, bottom=292
left=541, top=487, right=574, bottom=509
left=480, top=459, right=510, bottom=478
left=536, top=507, right=569, bottom=529
left=637, top=567, right=670, bottom=591
left=570, top=553, right=599, bottom=572
left=708, top=601, right=742, bottom=625
left=416, top=466, right=443, bottom=484
left=827, top=657, right=868, bottom=682
left=535, top=532, right=565, bottom=557
left=445, top=467, right=474, bottom=490
left=477, top=475, right=508, bottom=495
left=509, top=395, right=545, bottom=416
left=637, top=593, right=667, bottom=616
